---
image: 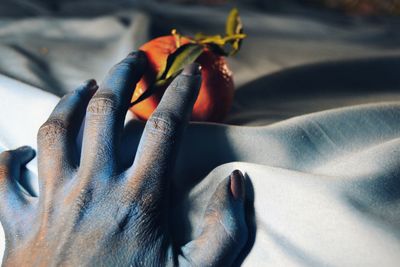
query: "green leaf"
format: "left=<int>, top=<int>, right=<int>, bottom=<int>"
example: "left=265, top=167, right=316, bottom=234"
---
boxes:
left=131, top=8, right=247, bottom=107
left=155, top=59, right=168, bottom=80
left=198, top=35, right=226, bottom=46
left=229, top=38, right=242, bottom=56
left=163, top=43, right=203, bottom=80
left=225, top=8, right=245, bottom=56
left=194, top=32, right=208, bottom=40
left=226, top=8, right=242, bottom=36
left=193, top=9, right=246, bottom=56
left=131, top=43, right=203, bottom=107
left=130, top=76, right=176, bottom=107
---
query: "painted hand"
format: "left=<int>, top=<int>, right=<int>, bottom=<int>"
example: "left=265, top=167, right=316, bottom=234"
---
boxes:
left=0, top=51, right=248, bottom=266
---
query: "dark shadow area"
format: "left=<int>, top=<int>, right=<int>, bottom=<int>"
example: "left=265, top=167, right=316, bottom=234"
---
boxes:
left=234, top=173, right=257, bottom=266
left=236, top=55, right=400, bottom=98
left=228, top=56, right=400, bottom=125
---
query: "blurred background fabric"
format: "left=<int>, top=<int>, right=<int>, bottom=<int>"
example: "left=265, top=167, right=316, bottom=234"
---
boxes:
left=1, top=0, right=400, bottom=125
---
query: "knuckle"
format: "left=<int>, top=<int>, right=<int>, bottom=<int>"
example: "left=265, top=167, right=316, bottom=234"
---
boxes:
left=0, top=150, right=13, bottom=178
left=0, top=162, right=10, bottom=178
left=86, top=93, right=118, bottom=115
left=37, top=119, right=68, bottom=145
left=38, top=119, right=68, bottom=137
left=147, top=111, right=182, bottom=136
left=0, top=151, right=13, bottom=164
left=137, top=189, right=159, bottom=211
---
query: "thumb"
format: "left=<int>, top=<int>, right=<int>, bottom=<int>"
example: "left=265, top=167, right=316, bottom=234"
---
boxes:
left=179, top=170, right=248, bottom=267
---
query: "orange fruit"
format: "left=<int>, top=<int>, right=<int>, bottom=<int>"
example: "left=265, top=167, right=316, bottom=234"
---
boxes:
left=130, top=35, right=234, bottom=122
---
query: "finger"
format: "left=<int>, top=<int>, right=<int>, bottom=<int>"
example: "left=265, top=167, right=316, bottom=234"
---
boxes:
left=179, top=170, right=248, bottom=267
left=0, top=146, right=36, bottom=226
left=37, top=80, right=98, bottom=187
left=81, top=51, right=147, bottom=173
left=127, top=64, right=201, bottom=199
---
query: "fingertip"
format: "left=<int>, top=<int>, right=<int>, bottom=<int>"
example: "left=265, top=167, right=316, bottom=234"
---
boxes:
left=110, top=51, right=147, bottom=77
left=84, top=79, right=98, bottom=93
left=16, top=146, right=36, bottom=162
left=17, top=145, right=33, bottom=152
left=186, top=171, right=248, bottom=267
left=84, top=79, right=97, bottom=88
left=73, top=79, right=97, bottom=97
left=106, top=50, right=147, bottom=85
left=28, top=147, right=36, bottom=159
left=182, top=63, right=201, bottom=76
left=126, top=50, right=147, bottom=66
left=230, top=169, right=245, bottom=201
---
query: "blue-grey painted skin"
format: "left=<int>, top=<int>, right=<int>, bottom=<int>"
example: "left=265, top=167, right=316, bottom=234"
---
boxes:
left=0, top=51, right=248, bottom=266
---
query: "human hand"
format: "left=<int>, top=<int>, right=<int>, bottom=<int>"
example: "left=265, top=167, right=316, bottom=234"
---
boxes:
left=0, top=51, right=248, bottom=266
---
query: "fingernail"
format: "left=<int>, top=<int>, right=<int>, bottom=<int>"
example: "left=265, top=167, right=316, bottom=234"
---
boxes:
left=182, top=63, right=201, bottom=76
left=18, top=145, right=33, bottom=151
left=127, top=50, right=138, bottom=57
left=18, top=146, right=35, bottom=157
left=127, top=50, right=147, bottom=61
left=124, top=51, right=147, bottom=71
left=85, top=79, right=98, bottom=91
left=230, top=170, right=245, bottom=201
left=86, top=79, right=97, bottom=88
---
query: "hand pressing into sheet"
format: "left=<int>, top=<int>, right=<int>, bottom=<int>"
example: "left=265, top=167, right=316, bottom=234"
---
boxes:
left=0, top=51, right=248, bottom=266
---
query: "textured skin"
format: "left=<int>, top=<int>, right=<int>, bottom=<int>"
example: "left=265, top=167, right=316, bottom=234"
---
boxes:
left=0, top=52, right=248, bottom=266
left=130, top=35, right=234, bottom=122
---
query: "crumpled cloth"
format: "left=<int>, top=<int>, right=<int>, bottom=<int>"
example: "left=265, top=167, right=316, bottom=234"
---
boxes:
left=1, top=1, right=400, bottom=266
left=1, top=75, right=400, bottom=266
